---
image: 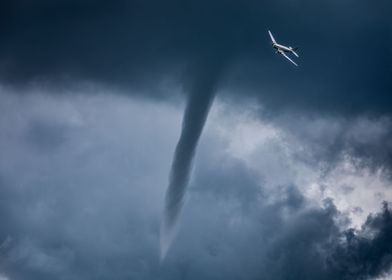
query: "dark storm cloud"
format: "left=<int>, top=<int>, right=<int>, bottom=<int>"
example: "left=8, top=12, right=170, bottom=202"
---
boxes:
left=167, top=144, right=392, bottom=280
left=328, top=202, right=392, bottom=280
left=0, top=0, right=391, bottom=114
left=272, top=115, right=392, bottom=176
left=1, top=93, right=392, bottom=279
left=1, top=1, right=392, bottom=279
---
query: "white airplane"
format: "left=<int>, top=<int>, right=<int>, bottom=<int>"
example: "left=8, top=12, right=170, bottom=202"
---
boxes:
left=268, top=30, right=299, bottom=66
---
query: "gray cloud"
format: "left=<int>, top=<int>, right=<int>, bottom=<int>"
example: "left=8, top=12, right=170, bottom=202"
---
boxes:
left=24, top=119, right=71, bottom=151
left=0, top=91, right=392, bottom=279
left=0, top=1, right=391, bottom=278
left=269, top=114, right=392, bottom=177
left=328, top=202, right=392, bottom=280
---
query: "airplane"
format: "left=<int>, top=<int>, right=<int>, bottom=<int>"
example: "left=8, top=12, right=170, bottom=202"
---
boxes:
left=268, top=30, right=299, bottom=66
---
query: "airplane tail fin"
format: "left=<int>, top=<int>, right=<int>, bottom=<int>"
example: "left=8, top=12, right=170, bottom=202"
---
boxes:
left=268, top=30, right=276, bottom=44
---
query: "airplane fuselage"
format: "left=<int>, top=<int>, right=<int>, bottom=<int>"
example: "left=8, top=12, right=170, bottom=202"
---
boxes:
left=272, top=43, right=292, bottom=53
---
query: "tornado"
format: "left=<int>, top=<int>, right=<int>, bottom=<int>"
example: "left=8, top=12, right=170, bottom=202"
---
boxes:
left=160, top=61, right=224, bottom=260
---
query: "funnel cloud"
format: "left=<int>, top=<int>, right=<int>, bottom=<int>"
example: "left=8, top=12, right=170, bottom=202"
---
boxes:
left=161, top=61, right=225, bottom=259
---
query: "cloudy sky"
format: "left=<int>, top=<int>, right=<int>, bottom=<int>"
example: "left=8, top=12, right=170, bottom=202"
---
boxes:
left=0, top=1, right=392, bottom=279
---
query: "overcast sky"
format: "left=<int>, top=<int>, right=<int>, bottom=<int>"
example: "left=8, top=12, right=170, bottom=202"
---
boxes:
left=0, top=1, right=392, bottom=280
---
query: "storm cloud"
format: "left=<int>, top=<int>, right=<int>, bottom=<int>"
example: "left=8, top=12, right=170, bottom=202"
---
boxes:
left=1, top=1, right=392, bottom=279
left=0, top=0, right=390, bottom=114
left=0, top=91, right=391, bottom=279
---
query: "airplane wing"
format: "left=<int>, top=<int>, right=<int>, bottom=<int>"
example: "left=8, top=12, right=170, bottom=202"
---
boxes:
left=291, top=50, right=299, bottom=58
left=268, top=30, right=276, bottom=44
left=280, top=51, right=298, bottom=66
